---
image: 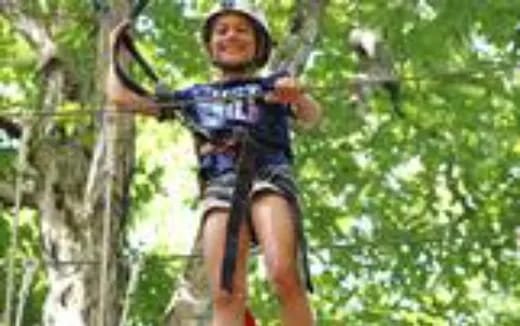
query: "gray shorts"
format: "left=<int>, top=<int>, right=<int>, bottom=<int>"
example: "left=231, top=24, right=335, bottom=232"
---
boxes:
left=200, top=164, right=300, bottom=218
left=200, top=164, right=314, bottom=292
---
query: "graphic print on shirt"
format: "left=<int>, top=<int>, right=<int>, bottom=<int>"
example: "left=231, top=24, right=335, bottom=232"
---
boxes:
left=194, top=83, right=262, bottom=129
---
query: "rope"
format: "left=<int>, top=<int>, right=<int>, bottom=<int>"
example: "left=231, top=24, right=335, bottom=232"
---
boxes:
left=118, top=254, right=143, bottom=326
left=516, top=227, right=520, bottom=259
left=3, top=126, right=28, bottom=326
left=0, top=253, right=201, bottom=267
left=354, top=0, right=360, bottom=26
left=14, top=259, right=39, bottom=326
left=0, top=225, right=517, bottom=268
left=97, top=111, right=115, bottom=326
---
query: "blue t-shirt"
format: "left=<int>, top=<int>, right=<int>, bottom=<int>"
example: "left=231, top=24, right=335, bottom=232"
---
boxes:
left=174, top=78, right=293, bottom=179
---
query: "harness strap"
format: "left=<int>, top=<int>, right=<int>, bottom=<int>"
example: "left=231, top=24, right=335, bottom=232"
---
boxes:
left=281, top=188, right=314, bottom=293
left=198, top=139, right=239, bottom=156
left=221, top=129, right=256, bottom=292
left=130, top=0, right=150, bottom=19
left=218, top=130, right=313, bottom=293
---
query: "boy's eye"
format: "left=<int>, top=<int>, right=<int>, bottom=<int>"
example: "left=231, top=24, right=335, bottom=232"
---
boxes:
left=214, top=24, right=251, bottom=36
left=215, top=26, right=228, bottom=35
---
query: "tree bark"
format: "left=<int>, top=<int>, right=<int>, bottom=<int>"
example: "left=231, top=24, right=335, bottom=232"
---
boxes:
left=164, top=1, right=328, bottom=325
left=1, top=1, right=132, bottom=325
left=163, top=241, right=210, bottom=326
left=269, top=0, right=329, bottom=74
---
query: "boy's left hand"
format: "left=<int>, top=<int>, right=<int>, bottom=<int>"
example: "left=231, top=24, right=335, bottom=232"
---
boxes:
left=268, top=76, right=303, bottom=104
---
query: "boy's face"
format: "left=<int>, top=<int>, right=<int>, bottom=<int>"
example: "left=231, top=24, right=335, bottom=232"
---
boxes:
left=209, top=13, right=257, bottom=70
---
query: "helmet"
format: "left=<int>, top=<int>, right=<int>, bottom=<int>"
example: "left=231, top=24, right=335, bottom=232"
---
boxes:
left=202, top=0, right=273, bottom=69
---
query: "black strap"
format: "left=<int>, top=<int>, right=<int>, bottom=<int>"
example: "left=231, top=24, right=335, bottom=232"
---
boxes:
left=219, top=134, right=314, bottom=293
left=219, top=128, right=313, bottom=293
left=284, top=191, right=314, bottom=293
left=221, top=129, right=257, bottom=292
left=130, top=0, right=150, bottom=20
left=91, top=0, right=110, bottom=13
left=112, top=23, right=160, bottom=98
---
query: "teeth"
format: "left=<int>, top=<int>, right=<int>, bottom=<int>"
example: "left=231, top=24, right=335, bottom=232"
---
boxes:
left=223, top=49, right=242, bottom=54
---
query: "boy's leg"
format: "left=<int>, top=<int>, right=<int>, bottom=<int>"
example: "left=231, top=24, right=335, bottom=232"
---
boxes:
left=251, top=193, right=315, bottom=326
left=202, top=208, right=251, bottom=326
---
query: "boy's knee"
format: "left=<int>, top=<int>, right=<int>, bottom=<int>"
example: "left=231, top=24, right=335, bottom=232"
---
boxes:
left=268, top=263, right=303, bottom=299
left=212, top=288, right=247, bottom=310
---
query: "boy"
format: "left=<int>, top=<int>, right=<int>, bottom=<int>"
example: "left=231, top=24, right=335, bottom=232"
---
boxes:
left=107, top=2, right=321, bottom=325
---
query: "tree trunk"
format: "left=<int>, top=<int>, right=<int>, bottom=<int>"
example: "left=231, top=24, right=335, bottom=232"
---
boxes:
left=163, top=240, right=211, bottom=326
left=0, top=1, right=132, bottom=325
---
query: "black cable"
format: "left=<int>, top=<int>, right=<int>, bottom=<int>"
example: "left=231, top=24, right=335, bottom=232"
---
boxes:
left=90, top=0, right=110, bottom=14
left=0, top=117, right=22, bottom=138
left=130, top=0, right=149, bottom=20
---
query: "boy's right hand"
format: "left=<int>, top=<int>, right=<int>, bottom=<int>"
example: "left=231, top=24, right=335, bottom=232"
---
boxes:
left=106, top=65, right=159, bottom=114
left=106, top=62, right=141, bottom=108
left=106, top=20, right=134, bottom=107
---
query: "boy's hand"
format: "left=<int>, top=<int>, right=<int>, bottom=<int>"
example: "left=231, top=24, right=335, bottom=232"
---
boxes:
left=106, top=63, right=142, bottom=107
left=267, top=76, right=304, bottom=104
left=268, top=76, right=322, bottom=128
left=106, top=20, right=158, bottom=114
left=106, top=66, right=158, bottom=114
left=106, top=20, right=135, bottom=107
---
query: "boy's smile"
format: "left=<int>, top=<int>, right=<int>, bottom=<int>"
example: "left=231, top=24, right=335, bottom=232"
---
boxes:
left=209, top=13, right=257, bottom=69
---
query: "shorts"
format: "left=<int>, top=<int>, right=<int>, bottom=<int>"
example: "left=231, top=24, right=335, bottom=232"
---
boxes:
left=200, top=164, right=300, bottom=218
left=200, top=164, right=314, bottom=292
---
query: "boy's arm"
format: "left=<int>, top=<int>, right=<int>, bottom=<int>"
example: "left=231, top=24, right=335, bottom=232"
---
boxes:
left=105, top=64, right=160, bottom=117
left=271, top=76, right=322, bottom=129
left=292, top=92, right=322, bottom=129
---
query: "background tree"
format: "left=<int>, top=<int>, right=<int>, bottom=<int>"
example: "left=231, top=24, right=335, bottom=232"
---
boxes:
left=1, top=0, right=134, bottom=325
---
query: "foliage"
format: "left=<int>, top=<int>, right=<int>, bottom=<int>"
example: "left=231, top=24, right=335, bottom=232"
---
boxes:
left=1, top=0, right=520, bottom=325
left=0, top=210, right=47, bottom=326
left=126, top=253, right=186, bottom=326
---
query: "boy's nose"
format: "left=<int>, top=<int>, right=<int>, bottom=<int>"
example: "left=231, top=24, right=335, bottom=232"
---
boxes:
left=224, top=29, right=241, bottom=39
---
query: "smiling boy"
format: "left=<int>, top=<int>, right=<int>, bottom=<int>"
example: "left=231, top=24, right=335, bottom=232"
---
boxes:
left=107, top=2, right=321, bottom=325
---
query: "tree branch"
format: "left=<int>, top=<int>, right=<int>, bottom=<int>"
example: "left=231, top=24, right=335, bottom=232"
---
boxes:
left=0, top=0, right=57, bottom=69
left=269, top=0, right=329, bottom=75
left=0, top=180, right=15, bottom=205
left=0, top=178, right=36, bottom=208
